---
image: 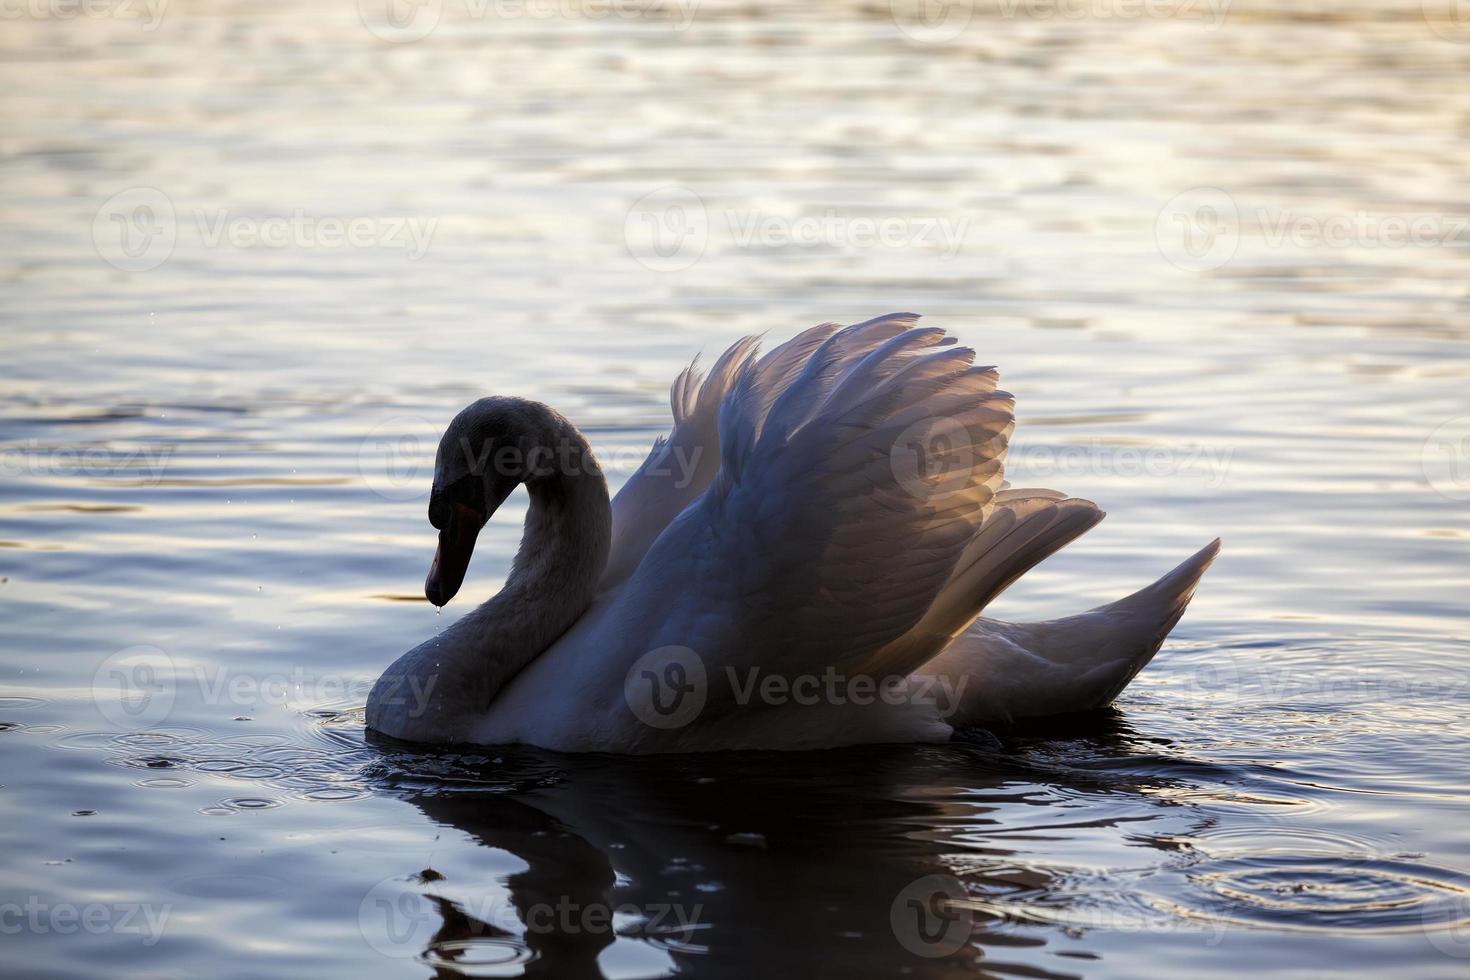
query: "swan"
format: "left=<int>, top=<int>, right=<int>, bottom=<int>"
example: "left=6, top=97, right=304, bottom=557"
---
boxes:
left=366, top=314, right=1219, bottom=752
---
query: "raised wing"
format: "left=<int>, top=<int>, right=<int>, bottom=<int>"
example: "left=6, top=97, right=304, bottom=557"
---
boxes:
left=614, top=314, right=1015, bottom=690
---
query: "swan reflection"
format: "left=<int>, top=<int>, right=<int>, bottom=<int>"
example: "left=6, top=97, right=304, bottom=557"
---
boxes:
left=362, top=727, right=1189, bottom=978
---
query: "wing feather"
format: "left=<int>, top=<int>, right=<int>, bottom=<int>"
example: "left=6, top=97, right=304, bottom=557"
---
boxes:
left=625, top=315, right=1014, bottom=691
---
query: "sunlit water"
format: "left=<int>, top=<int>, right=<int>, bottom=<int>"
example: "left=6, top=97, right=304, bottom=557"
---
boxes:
left=3, top=1, right=1470, bottom=976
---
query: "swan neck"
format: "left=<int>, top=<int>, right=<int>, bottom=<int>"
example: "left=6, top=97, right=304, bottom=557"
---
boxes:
left=367, top=408, right=610, bottom=743
left=466, top=415, right=611, bottom=688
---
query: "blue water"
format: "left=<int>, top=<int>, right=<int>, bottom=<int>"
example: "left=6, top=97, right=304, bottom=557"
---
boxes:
left=3, top=2, right=1470, bottom=976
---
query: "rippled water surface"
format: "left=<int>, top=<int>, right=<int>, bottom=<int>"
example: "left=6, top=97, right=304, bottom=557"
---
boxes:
left=3, top=2, right=1470, bottom=976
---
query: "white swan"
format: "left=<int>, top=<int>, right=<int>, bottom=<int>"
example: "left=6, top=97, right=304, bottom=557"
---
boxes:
left=366, top=314, right=1218, bottom=752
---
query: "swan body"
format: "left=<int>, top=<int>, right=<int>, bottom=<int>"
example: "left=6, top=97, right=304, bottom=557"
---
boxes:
left=366, top=315, right=1218, bottom=752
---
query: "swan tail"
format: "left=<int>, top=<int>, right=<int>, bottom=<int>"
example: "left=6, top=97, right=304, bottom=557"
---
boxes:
left=921, top=538, right=1221, bottom=726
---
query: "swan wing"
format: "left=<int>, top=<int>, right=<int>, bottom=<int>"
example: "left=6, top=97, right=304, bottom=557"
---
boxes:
left=602, top=323, right=840, bottom=588
left=618, top=314, right=1015, bottom=689
left=899, top=488, right=1106, bottom=647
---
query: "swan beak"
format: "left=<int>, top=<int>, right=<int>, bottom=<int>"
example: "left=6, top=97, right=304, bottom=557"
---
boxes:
left=425, top=501, right=484, bottom=607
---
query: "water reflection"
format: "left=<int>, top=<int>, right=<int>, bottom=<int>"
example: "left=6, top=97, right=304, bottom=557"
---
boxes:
left=358, top=723, right=1254, bottom=976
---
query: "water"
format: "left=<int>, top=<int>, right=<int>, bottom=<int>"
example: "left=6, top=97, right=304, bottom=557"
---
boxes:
left=3, top=1, right=1470, bottom=976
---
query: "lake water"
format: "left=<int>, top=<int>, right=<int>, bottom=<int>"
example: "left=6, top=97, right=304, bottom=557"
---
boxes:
left=3, top=1, right=1470, bottom=976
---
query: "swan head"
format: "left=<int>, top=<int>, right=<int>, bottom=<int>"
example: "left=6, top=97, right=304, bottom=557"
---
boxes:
left=424, top=396, right=553, bottom=607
